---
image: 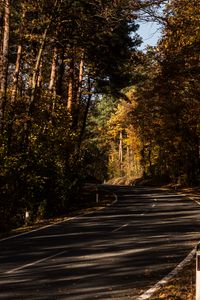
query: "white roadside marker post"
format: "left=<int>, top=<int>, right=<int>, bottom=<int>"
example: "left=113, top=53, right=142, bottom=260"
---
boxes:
left=25, top=210, right=30, bottom=226
left=196, top=243, right=200, bottom=300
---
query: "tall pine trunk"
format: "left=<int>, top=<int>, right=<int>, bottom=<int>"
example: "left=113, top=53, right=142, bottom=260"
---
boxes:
left=56, top=48, right=65, bottom=97
left=78, top=76, right=92, bottom=149
left=11, top=10, right=26, bottom=104
left=0, top=2, right=3, bottom=117
left=119, top=131, right=123, bottom=176
left=73, top=54, right=84, bottom=129
left=0, top=1, right=3, bottom=54
left=48, top=46, right=58, bottom=114
left=49, top=46, right=58, bottom=93
left=67, top=57, right=74, bottom=113
left=29, top=28, right=48, bottom=107
left=76, top=54, right=84, bottom=105
left=0, top=0, right=10, bottom=128
left=29, top=0, right=59, bottom=107
left=24, top=0, right=59, bottom=149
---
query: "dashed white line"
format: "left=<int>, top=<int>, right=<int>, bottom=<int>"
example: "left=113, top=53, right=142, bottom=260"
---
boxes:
left=6, top=250, right=66, bottom=274
left=112, top=223, right=129, bottom=232
left=195, top=200, right=200, bottom=206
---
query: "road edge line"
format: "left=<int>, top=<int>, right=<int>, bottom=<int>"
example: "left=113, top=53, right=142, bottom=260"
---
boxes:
left=137, top=246, right=196, bottom=300
left=0, top=193, right=118, bottom=243
left=138, top=190, right=199, bottom=300
left=6, top=250, right=66, bottom=274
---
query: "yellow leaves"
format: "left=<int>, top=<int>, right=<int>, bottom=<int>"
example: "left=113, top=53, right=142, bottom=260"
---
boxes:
left=160, top=0, right=200, bottom=56
left=107, top=95, right=142, bottom=157
left=107, top=89, right=137, bottom=139
left=98, top=89, right=143, bottom=179
left=126, top=126, right=142, bottom=148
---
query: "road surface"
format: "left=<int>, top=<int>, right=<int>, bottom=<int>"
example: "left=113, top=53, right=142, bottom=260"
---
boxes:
left=0, top=186, right=200, bottom=299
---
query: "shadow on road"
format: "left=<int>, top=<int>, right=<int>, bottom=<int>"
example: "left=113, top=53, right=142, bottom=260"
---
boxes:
left=0, top=186, right=200, bottom=299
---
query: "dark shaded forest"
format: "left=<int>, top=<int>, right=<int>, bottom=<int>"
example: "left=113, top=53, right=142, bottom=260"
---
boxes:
left=0, top=0, right=199, bottom=232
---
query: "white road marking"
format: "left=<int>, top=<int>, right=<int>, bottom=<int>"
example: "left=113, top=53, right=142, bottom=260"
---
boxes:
left=112, top=223, right=128, bottom=232
left=138, top=191, right=200, bottom=299
left=0, top=194, right=118, bottom=243
left=114, top=191, right=198, bottom=298
left=0, top=219, right=76, bottom=242
left=114, top=193, right=118, bottom=202
left=6, top=251, right=66, bottom=274
left=138, top=247, right=196, bottom=300
left=140, top=204, right=156, bottom=216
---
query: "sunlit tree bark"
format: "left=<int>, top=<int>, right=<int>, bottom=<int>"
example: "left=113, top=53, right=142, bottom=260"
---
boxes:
left=49, top=46, right=58, bottom=93
left=0, top=0, right=10, bottom=127
left=11, top=10, right=26, bottom=104
left=67, top=57, right=74, bottom=114
left=76, top=53, right=84, bottom=105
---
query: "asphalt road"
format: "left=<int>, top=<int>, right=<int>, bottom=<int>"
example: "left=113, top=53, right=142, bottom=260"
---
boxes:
left=1, top=186, right=200, bottom=300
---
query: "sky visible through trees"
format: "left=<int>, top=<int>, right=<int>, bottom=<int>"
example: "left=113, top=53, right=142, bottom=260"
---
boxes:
left=137, top=21, right=161, bottom=49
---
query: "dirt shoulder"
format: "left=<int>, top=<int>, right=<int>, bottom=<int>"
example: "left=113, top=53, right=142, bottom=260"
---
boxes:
left=172, top=186, right=200, bottom=200
left=150, top=258, right=195, bottom=300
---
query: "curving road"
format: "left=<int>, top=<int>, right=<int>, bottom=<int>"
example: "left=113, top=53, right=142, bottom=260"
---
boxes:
left=0, top=186, right=200, bottom=299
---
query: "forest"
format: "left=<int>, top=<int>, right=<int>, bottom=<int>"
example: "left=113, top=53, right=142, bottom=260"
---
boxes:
left=0, top=0, right=199, bottom=232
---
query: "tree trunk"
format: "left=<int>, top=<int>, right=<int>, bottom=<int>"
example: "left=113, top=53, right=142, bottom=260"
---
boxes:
left=119, top=131, right=123, bottom=176
left=67, top=57, right=74, bottom=113
left=49, top=46, right=58, bottom=114
left=5, top=8, right=27, bottom=154
left=148, top=145, right=153, bottom=176
left=72, top=55, right=84, bottom=129
left=0, top=0, right=10, bottom=127
left=37, top=60, right=43, bottom=88
left=0, top=2, right=4, bottom=119
left=11, top=44, right=23, bottom=104
left=0, top=1, right=3, bottom=51
left=56, top=48, right=65, bottom=97
left=49, top=46, right=58, bottom=93
left=30, top=27, right=48, bottom=106
left=126, top=145, right=130, bottom=177
left=78, top=76, right=92, bottom=149
left=30, top=0, right=59, bottom=106
left=11, top=10, right=26, bottom=104
left=76, top=54, right=84, bottom=105
left=25, top=0, right=59, bottom=149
